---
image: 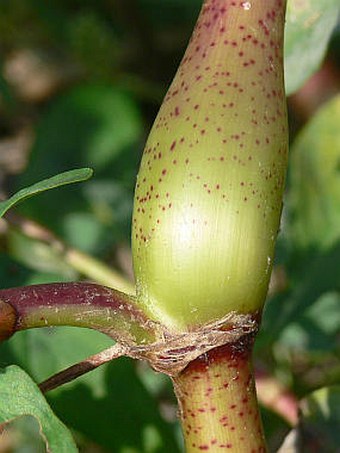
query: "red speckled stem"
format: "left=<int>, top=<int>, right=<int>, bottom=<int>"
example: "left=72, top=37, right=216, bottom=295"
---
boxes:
left=132, top=0, right=288, bottom=330
left=0, top=282, right=155, bottom=345
left=173, top=338, right=266, bottom=452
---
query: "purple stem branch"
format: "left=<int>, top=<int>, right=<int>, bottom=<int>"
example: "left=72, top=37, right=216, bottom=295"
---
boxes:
left=0, top=282, right=156, bottom=345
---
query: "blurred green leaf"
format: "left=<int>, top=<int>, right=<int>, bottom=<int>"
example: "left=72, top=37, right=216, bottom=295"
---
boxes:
left=0, top=365, right=77, bottom=453
left=261, top=96, right=340, bottom=344
left=137, top=0, right=201, bottom=27
left=0, top=254, right=76, bottom=293
left=284, top=0, right=340, bottom=95
left=0, top=168, right=93, bottom=219
left=7, top=229, right=78, bottom=279
left=21, top=84, right=142, bottom=176
left=300, top=386, right=340, bottom=447
left=68, top=11, right=119, bottom=78
left=16, top=84, right=142, bottom=253
left=288, top=95, right=340, bottom=252
left=277, top=292, right=340, bottom=352
left=0, top=254, right=32, bottom=289
left=262, top=241, right=340, bottom=342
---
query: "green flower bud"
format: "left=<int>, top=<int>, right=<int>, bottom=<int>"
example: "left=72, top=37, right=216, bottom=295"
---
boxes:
left=132, top=0, right=288, bottom=331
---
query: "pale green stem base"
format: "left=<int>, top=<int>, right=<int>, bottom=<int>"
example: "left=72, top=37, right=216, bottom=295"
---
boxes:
left=173, top=342, right=266, bottom=452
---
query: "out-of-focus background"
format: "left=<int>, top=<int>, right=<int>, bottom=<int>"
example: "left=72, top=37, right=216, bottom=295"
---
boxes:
left=0, top=1, right=339, bottom=452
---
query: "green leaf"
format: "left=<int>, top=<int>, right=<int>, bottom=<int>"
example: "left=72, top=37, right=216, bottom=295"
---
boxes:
left=0, top=254, right=75, bottom=293
left=68, top=11, right=120, bottom=78
left=288, top=95, right=340, bottom=252
left=0, top=254, right=32, bottom=289
left=277, top=292, right=340, bottom=352
left=0, top=365, right=77, bottom=453
left=284, top=0, right=340, bottom=95
left=15, top=84, right=143, bottom=253
left=300, top=386, right=340, bottom=445
left=7, top=229, right=78, bottom=279
left=261, top=241, right=340, bottom=342
left=0, top=168, right=93, bottom=219
left=21, top=84, right=142, bottom=176
left=260, top=96, right=340, bottom=341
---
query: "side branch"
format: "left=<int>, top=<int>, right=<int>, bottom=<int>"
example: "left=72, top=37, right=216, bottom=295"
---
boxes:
left=0, top=282, right=156, bottom=345
left=39, top=344, right=127, bottom=393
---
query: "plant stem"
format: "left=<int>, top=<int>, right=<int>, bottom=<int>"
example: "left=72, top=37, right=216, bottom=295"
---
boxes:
left=173, top=337, right=266, bottom=452
left=132, top=0, right=288, bottom=330
left=39, top=343, right=126, bottom=393
left=0, top=282, right=155, bottom=344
